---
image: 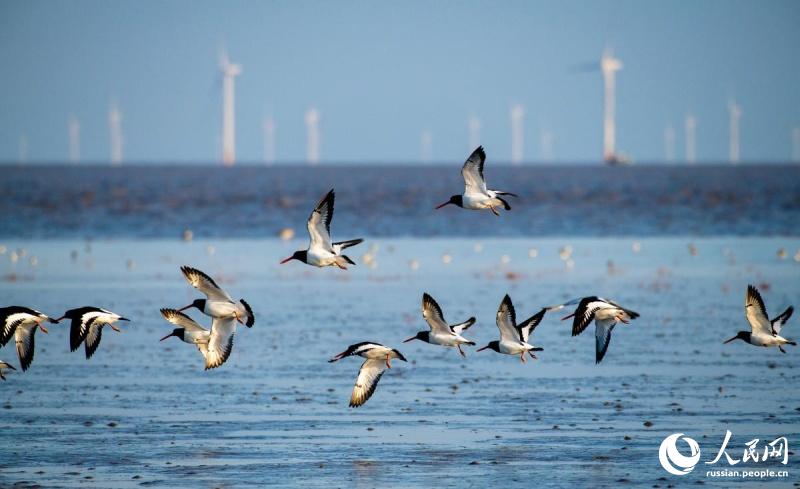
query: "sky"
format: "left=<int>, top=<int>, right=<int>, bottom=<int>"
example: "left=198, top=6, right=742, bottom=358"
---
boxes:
left=1, top=0, right=799, bottom=164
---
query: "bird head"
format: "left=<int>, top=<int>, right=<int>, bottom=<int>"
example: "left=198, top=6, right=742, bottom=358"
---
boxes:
left=476, top=341, right=500, bottom=353
left=280, top=250, right=307, bottom=265
left=178, top=299, right=206, bottom=313
left=435, top=195, right=462, bottom=209
left=723, top=331, right=750, bottom=344
left=403, top=331, right=429, bottom=343
left=160, top=328, right=184, bottom=341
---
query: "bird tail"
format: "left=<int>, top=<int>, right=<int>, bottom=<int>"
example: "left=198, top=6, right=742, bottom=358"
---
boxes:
left=495, top=191, right=518, bottom=198
left=496, top=196, right=511, bottom=211
left=340, top=255, right=356, bottom=265
left=48, top=317, right=60, bottom=324
left=333, top=238, right=364, bottom=250
left=788, top=341, right=797, bottom=346
left=532, top=347, right=544, bottom=352
left=464, top=341, right=476, bottom=346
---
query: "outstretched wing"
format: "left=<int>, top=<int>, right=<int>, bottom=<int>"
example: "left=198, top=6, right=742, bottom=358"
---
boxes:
left=84, top=323, right=104, bottom=359
left=15, top=326, right=36, bottom=371
left=160, top=308, right=208, bottom=333
left=518, top=308, right=546, bottom=343
left=421, top=293, right=451, bottom=335
left=451, top=317, right=476, bottom=335
left=350, top=358, right=387, bottom=408
left=307, top=189, right=335, bottom=252
left=771, top=306, right=794, bottom=335
left=206, top=316, right=236, bottom=369
left=745, top=285, right=772, bottom=336
left=461, top=146, right=487, bottom=195
left=495, top=295, right=519, bottom=342
left=595, top=317, right=617, bottom=364
left=70, top=310, right=105, bottom=352
left=181, top=266, right=233, bottom=302
left=570, top=297, right=612, bottom=337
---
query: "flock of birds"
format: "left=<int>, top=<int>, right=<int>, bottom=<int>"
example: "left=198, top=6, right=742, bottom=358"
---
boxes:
left=0, top=147, right=796, bottom=408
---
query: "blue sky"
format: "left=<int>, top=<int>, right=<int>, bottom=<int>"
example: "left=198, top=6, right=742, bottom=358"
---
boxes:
left=1, top=0, right=799, bottom=164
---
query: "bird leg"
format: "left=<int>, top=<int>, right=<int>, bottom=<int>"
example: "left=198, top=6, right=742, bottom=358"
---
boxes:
left=457, top=345, right=466, bottom=357
left=520, top=351, right=526, bottom=363
left=528, top=350, right=538, bottom=360
left=385, top=356, right=392, bottom=369
left=489, top=206, right=500, bottom=217
left=779, top=346, right=787, bottom=354
left=617, top=315, right=629, bottom=324
left=110, top=324, right=121, bottom=332
left=336, top=262, right=348, bottom=270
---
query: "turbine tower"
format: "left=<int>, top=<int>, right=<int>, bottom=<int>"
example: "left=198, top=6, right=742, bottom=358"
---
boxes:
left=263, top=116, right=275, bottom=165
left=220, top=49, right=242, bottom=166
left=69, top=115, right=80, bottom=163
left=664, top=124, right=675, bottom=163
left=600, top=48, right=622, bottom=164
left=468, top=115, right=481, bottom=150
left=109, top=101, right=123, bottom=165
left=685, top=114, right=696, bottom=164
left=305, top=108, right=320, bottom=164
left=420, top=130, right=432, bottom=163
left=510, top=104, right=524, bottom=165
left=728, top=101, right=741, bottom=164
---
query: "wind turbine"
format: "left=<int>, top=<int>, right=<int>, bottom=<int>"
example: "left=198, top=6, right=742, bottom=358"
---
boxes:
left=728, top=101, right=741, bottom=163
left=685, top=114, right=696, bottom=164
left=664, top=124, right=675, bottom=163
left=468, top=115, right=481, bottom=150
left=109, top=101, right=123, bottom=165
left=263, top=115, right=275, bottom=165
left=219, top=49, right=242, bottom=166
left=600, top=48, right=623, bottom=164
left=68, top=115, right=80, bottom=163
left=510, top=104, right=524, bottom=165
left=305, top=108, right=320, bottom=164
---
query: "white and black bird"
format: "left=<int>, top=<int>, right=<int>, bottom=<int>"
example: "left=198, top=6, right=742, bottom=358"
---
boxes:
left=55, top=307, right=130, bottom=359
left=0, top=360, right=15, bottom=380
left=476, top=295, right=545, bottom=363
left=435, top=146, right=518, bottom=216
left=328, top=342, right=407, bottom=408
left=280, top=189, right=364, bottom=269
left=160, top=308, right=237, bottom=369
left=724, top=284, right=795, bottom=353
left=0, top=306, right=59, bottom=371
left=177, top=266, right=255, bottom=327
left=403, top=293, right=476, bottom=357
left=551, top=296, right=640, bottom=364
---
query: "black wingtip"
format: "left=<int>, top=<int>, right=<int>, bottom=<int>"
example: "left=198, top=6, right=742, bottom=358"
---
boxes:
left=342, top=255, right=356, bottom=265
left=240, top=299, right=255, bottom=327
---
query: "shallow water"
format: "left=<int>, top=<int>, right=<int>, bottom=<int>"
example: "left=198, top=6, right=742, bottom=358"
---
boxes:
left=0, top=237, right=798, bottom=487
left=1, top=164, right=799, bottom=238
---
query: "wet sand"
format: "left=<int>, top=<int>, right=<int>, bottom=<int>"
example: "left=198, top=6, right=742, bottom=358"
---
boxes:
left=0, top=237, right=798, bottom=487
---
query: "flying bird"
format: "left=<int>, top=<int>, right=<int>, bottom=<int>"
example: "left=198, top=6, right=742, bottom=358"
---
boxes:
left=328, top=342, right=406, bottom=407
left=0, top=360, right=15, bottom=380
left=476, top=295, right=545, bottom=363
left=435, top=146, right=518, bottom=216
left=177, top=266, right=254, bottom=327
left=724, top=284, right=795, bottom=353
left=280, top=189, right=364, bottom=269
left=55, top=307, right=129, bottom=359
left=551, top=296, right=640, bottom=364
left=160, top=308, right=237, bottom=369
left=404, top=293, right=476, bottom=357
left=0, top=306, right=59, bottom=371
